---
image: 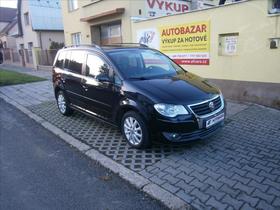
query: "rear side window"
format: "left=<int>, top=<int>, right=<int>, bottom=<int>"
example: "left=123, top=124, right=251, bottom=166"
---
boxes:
left=55, top=51, right=65, bottom=68
left=64, top=51, right=71, bottom=69
left=68, top=50, right=85, bottom=74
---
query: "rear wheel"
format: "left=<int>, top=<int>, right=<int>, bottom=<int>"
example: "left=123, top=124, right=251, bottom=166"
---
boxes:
left=121, top=111, right=151, bottom=149
left=56, top=90, right=73, bottom=116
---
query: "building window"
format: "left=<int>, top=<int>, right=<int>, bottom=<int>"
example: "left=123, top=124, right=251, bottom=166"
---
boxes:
left=71, top=33, right=81, bottom=45
left=24, top=12, right=29, bottom=25
left=218, top=33, right=239, bottom=56
left=269, top=38, right=280, bottom=49
left=110, top=24, right=121, bottom=38
left=28, top=42, right=33, bottom=50
left=268, top=0, right=280, bottom=14
left=68, top=0, right=78, bottom=11
left=101, top=23, right=121, bottom=39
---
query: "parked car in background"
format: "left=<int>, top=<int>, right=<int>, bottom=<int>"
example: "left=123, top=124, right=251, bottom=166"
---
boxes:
left=52, top=44, right=226, bottom=149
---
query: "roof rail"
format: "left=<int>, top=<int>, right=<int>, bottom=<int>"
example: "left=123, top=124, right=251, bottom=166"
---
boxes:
left=63, top=44, right=102, bottom=50
left=102, top=43, right=148, bottom=48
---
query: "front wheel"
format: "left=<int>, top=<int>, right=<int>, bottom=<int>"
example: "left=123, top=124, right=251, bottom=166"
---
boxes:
left=121, top=111, right=151, bottom=149
left=56, top=90, right=73, bottom=116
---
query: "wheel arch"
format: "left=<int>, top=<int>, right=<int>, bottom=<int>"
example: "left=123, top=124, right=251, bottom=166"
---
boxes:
left=54, top=81, right=66, bottom=99
left=54, top=86, right=61, bottom=99
left=115, top=102, right=150, bottom=128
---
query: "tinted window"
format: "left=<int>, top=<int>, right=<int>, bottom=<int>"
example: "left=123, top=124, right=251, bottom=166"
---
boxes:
left=68, top=51, right=85, bottom=74
left=64, top=51, right=71, bottom=69
left=55, top=51, right=65, bottom=68
left=141, top=51, right=170, bottom=71
left=107, top=49, right=184, bottom=79
left=86, top=54, right=109, bottom=79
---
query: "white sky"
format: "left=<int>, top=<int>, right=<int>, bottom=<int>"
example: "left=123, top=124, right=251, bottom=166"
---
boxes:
left=0, top=0, right=17, bottom=8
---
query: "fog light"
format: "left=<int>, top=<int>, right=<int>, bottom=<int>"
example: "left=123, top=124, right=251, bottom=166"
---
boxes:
left=162, top=132, right=181, bottom=141
left=172, top=133, right=179, bottom=139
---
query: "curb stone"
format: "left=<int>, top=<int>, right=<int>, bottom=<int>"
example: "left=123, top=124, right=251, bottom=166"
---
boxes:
left=0, top=93, right=190, bottom=210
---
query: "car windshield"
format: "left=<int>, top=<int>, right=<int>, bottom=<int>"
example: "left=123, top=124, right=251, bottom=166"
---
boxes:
left=107, top=49, right=185, bottom=79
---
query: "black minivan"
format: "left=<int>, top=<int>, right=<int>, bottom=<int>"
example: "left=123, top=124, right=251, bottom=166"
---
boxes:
left=53, top=44, right=226, bottom=149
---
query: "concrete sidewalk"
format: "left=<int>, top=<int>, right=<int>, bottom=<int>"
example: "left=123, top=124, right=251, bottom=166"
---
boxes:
left=1, top=64, right=280, bottom=210
left=0, top=64, right=53, bottom=106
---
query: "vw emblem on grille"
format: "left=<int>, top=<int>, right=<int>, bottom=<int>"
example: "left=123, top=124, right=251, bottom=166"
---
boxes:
left=209, top=101, right=215, bottom=111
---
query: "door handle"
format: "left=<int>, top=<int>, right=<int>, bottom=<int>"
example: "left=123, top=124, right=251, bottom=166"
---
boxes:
left=81, top=78, right=88, bottom=91
left=82, top=84, right=88, bottom=91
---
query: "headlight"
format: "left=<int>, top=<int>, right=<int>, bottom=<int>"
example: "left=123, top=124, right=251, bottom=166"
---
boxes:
left=154, top=104, right=189, bottom=117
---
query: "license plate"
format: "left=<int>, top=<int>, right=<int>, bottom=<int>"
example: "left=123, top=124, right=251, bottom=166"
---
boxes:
left=206, top=113, right=225, bottom=128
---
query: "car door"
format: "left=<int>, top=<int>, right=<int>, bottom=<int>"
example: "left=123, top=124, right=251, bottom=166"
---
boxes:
left=63, top=50, right=86, bottom=107
left=81, top=53, right=115, bottom=120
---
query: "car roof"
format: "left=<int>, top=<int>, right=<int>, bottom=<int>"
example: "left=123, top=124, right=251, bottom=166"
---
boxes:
left=101, top=46, right=150, bottom=53
left=60, top=43, right=150, bottom=54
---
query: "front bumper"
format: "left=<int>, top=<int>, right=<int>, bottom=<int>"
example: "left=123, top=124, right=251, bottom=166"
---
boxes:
left=152, top=106, right=226, bottom=142
left=162, top=121, right=224, bottom=142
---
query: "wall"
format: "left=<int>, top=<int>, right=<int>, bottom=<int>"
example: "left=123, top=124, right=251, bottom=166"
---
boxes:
left=61, top=0, right=146, bottom=45
left=16, top=0, right=40, bottom=49
left=16, top=0, right=64, bottom=50
left=0, top=22, right=8, bottom=31
left=132, top=0, right=280, bottom=108
left=1, top=22, right=18, bottom=49
left=132, top=0, right=280, bottom=84
left=0, top=36, right=17, bottom=48
left=39, top=31, right=65, bottom=49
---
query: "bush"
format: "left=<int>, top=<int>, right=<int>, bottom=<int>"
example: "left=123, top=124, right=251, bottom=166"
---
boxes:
left=49, top=41, right=64, bottom=50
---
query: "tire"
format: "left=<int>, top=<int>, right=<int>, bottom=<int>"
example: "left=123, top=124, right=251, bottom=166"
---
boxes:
left=56, top=90, right=73, bottom=116
left=121, top=111, right=151, bottom=149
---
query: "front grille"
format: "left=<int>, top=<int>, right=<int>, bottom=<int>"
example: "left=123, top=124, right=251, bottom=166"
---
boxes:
left=189, top=96, right=222, bottom=116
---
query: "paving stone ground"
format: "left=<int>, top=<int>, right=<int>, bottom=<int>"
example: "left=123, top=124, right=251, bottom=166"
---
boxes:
left=141, top=105, right=280, bottom=210
left=1, top=67, right=279, bottom=210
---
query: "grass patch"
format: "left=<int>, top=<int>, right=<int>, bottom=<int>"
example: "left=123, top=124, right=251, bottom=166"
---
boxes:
left=0, top=69, right=46, bottom=86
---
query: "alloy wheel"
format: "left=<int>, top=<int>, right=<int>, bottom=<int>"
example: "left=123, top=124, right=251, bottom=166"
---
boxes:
left=57, top=94, right=66, bottom=114
left=124, top=116, right=143, bottom=146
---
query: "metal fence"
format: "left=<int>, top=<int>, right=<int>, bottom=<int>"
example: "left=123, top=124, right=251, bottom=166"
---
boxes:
left=24, top=49, right=33, bottom=64
left=1, top=48, right=59, bottom=68
left=2, top=48, right=11, bottom=61
left=12, top=49, right=21, bottom=62
left=36, top=49, right=58, bottom=66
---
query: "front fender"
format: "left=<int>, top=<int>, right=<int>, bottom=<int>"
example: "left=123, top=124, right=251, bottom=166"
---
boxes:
left=113, top=96, right=154, bottom=125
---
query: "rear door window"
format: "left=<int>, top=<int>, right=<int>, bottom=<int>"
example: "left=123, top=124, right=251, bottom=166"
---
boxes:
left=68, top=50, right=86, bottom=74
left=86, top=54, right=109, bottom=79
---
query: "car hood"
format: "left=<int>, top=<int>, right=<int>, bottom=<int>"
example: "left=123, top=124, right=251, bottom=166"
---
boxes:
left=130, top=72, right=220, bottom=104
